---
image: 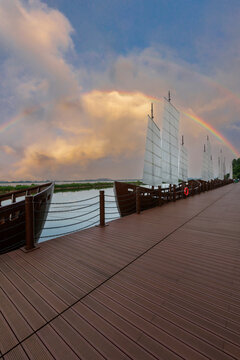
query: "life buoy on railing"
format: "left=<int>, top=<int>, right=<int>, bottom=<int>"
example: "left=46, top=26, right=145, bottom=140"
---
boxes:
left=184, top=187, right=189, bottom=196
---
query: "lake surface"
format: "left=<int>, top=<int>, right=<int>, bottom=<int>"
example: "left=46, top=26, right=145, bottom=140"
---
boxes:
left=39, top=187, right=119, bottom=242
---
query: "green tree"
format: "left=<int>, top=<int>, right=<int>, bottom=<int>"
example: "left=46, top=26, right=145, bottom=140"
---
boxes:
left=232, top=158, right=240, bottom=179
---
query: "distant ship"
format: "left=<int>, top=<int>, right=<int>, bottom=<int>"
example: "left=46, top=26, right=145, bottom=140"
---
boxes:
left=0, top=182, right=54, bottom=253
left=114, top=92, right=190, bottom=216
left=114, top=92, right=232, bottom=217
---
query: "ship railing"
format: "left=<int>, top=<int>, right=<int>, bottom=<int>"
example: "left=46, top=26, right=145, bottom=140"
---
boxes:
left=0, top=178, right=233, bottom=254
left=0, top=182, right=52, bottom=205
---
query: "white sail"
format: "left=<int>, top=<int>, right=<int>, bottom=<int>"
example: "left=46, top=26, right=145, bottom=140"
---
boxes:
left=201, top=137, right=214, bottom=181
left=206, top=137, right=214, bottom=180
left=201, top=144, right=209, bottom=181
left=161, top=98, right=180, bottom=185
left=218, top=150, right=224, bottom=180
left=178, top=141, right=188, bottom=182
left=142, top=115, right=162, bottom=186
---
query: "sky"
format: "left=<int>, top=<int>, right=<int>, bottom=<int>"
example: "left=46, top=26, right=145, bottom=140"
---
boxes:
left=0, top=0, right=239, bottom=181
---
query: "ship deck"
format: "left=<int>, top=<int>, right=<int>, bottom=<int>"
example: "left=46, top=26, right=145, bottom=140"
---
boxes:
left=0, top=183, right=240, bottom=359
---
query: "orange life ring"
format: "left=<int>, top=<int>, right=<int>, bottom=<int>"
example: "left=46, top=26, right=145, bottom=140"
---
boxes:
left=184, top=187, right=189, bottom=196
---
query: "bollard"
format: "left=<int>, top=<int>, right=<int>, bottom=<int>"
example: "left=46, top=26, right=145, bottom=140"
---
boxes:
left=99, top=190, right=105, bottom=226
left=136, top=187, right=141, bottom=214
left=24, top=195, right=35, bottom=251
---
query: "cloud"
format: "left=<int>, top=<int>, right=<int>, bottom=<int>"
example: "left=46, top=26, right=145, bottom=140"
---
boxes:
left=0, top=0, right=239, bottom=181
left=0, top=0, right=78, bottom=100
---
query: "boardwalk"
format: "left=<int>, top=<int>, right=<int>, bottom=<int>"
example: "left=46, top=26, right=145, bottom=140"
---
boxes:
left=0, top=183, right=240, bottom=359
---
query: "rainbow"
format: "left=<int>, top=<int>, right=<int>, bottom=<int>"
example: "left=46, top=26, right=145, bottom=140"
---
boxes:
left=183, top=112, right=240, bottom=158
left=0, top=106, right=38, bottom=134
left=99, top=89, right=240, bottom=158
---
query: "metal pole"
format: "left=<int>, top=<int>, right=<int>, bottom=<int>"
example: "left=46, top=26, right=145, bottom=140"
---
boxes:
left=99, top=190, right=105, bottom=227
left=25, top=195, right=35, bottom=251
left=136, top=187, right=141, bottom=214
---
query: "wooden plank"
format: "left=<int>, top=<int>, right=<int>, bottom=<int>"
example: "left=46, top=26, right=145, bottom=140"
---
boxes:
left=37, top=324, right=82, bottom=360
left=51, top=315, right=105, bottom=359
left=82, top=295, right=207, bottom=360
left=73, top=301, right=163, bottom=360
left=62, top=309, right=128, bottom=360
left=0, top=270, right=46, bottom=331
left=0, top=311, right=18, bottom=355
left=0, top=183, right=239, bottom=359
left=0, top=286, right=32, bottom=344
left=3, top=345, right=28, bottom=360
left=22, top=334, right=55, bottom=360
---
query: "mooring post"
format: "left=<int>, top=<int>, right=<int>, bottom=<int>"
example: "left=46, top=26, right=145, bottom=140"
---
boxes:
left=136, top=187, right=141, bottom=214
left=25, top=195, right=35, bottom=251
left=99, top=190, right=105, bottom=226
left=158, top=186, right=162, bottom=206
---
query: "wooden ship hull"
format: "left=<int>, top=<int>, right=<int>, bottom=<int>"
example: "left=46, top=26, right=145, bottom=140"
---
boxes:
left=114, top=180, right=203, bottom=217
left=0, top=182, right=54, bottom=254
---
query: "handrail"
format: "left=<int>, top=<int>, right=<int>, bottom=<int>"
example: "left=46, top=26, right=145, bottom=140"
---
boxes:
left=0, top=182, right=52, bottom=202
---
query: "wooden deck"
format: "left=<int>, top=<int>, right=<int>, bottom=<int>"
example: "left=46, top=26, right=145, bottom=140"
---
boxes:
left=0, top=183, right=240, bottom=360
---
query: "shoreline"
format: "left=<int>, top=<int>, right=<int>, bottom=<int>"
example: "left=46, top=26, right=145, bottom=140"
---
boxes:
left=0, top=181, right=142, bottom=194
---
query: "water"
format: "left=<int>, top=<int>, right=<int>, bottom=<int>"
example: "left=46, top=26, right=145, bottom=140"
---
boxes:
left=39, top=187, right=119, bottom=242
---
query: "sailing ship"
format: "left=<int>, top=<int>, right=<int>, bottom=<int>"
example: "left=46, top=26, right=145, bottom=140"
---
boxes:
left=114, top=92, right=191, bottom=216
left=0, top=182, right=54, bottom=254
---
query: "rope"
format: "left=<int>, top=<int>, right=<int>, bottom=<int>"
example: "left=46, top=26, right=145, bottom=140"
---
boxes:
left=43, top=213, right=99, bottom=230
left=38, top=220, right=99, bottom=239
left=35, top=201, right=99, bottom=213
left=38, top=208, right=99, bottom=222
left=34, top=195, right=99, bottom=205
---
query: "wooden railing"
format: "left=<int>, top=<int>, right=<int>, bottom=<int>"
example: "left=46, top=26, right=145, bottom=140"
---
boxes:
left=114, top=178, right=233, bottom=217
left=0, top=183, right=54, bottom=254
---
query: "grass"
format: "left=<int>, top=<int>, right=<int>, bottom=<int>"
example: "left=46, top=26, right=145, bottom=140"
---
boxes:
left=0, top=181, right=143, bottom=194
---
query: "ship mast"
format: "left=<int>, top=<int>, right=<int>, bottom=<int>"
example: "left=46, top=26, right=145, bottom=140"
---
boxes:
left=168, top=90, right=171, bottom=102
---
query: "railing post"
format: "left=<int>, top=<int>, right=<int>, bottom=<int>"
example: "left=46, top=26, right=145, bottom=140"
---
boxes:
left=24, top=195, right=35, bottom=251
left=136, top=187, right=141, bottom=214
left=169, top=184, right=172, bottom=201
left=158, top=186, right=162, bottom=206
left=173, top=185, right=176, bottom=201
left=99, top=190, right=105, bottom=227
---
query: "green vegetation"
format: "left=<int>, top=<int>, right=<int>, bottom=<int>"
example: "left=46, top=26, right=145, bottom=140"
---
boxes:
left=0, top=184, right=37, bottom=194
left=233, top=158, right=240, bottom=179
left=54, top=181, right=142, bottom=192
left=54, top=182, right=114, bottom=192
left=0, top=181, right=143, bottom=194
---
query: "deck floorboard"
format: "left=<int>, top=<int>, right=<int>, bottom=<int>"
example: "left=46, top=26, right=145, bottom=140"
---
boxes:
left=0, top=183, right=240, bottom=359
